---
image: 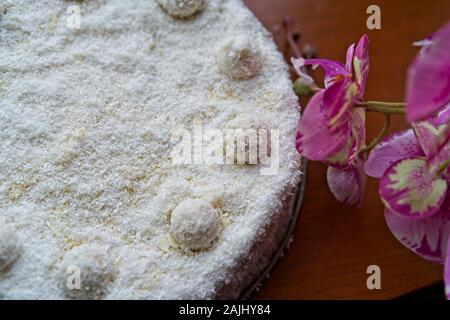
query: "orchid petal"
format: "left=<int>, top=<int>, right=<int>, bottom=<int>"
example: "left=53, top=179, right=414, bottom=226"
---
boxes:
left=434, top=103, right=450, bottom=126
left=406, top=21, right=450, bottom=121
left=380, top=157, right=448, bottom=218
left=445, top=235, right=450, bottom=300
left=324, top=78, right=355, bottom=130
left=434, top=130, right=450, bottom=171
left=296, top=90, right=350, bottom=161
left=412, top=103, right=450, bottom=166
left=430, top=105, right=450, bottom=167
left=350, top=107, right=366, bottom=161
left=327, top=156, right=366, bottom=206
left=443, top=167, right=450, bottom=182
left=364, top=129, right=424, bottom=178
left=345, top=43, right=356, bottom=73
left=385, top=192, right=450, bottom=263
left=325, top=137, right=355, bottom=168
left=291, top=57, right=315, bottom=86
left=310, top=76, right=365, bottom=168
left=413, top=39, right=434, bottom=48
left=325, top=110, right=365, bottom=169
left=328, top=107, right=366, bottom=168
left=353, top=35, right=370, bottom=100
left=291, top=57, right=350, bottom=88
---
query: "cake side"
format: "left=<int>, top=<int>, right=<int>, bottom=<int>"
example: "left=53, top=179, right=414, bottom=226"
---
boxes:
left=0, top=0, right=301, bottom=299
left=215, top=183, right=300, bottom=299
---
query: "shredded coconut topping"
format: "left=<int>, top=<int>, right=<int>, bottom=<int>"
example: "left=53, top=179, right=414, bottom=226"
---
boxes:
left=0, top=226, right=21, bottom=273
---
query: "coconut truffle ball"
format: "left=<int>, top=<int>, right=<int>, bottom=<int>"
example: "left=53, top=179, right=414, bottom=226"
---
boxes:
left=226, top=114, right=270, bottom=164
left=217, top=37, right=263, bottom=79
left=170, top=198, right=220, bottom=250
left=59, top=245, right=115, bottom=300
left=0, top=226, right=21, bottom=273
left=156, top=0, right=205, bottom=19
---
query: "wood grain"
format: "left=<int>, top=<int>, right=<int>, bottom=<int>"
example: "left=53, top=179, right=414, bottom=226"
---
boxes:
left=243, top=0, right=450, bottom=299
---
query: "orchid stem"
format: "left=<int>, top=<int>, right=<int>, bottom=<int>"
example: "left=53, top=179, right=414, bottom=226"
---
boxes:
left=359, top=101, right=406, bottom=115
left=361, top=114, right=391, bottom=153
left=283, top=17, right=302, bottom=59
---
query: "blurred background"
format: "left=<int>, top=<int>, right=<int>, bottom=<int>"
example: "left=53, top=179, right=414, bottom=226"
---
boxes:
left=243, top=0, right=450, bottom=299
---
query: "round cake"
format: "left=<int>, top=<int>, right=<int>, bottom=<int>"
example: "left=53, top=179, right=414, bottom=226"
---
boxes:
left=0, top=0, right=302, bottom=299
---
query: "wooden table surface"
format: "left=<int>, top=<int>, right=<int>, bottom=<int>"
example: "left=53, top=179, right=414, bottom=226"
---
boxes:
left=244, top=0, right=450, bottom=299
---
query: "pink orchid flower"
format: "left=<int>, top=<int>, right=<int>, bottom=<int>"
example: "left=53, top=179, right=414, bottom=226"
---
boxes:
left=365, top=105, right=450, bottom=298
left=292, top=35, right=369, bottom=205
left=406, top=21, right=450, bottom=122
left=366, top=105, right=449, bottom=218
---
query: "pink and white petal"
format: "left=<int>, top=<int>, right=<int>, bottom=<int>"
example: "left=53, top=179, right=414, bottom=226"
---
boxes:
left=430, top=105, right=450, bottom=166
left=442, top=166, right=450, bottom=182
left=364, top=129, right=424, bottom=178
left=325, top=137, right=355, bottom=168
left=323, top=78, right=354, bottom=128
left=406, top=22, right=450, bottom=122
left=433, top=107, right=450, bottom=166
left=413, top=21, right=450, bottom=49
left=413, top=39, right=434, bottom=48
left=291, top=57, right=350, bottom=88
left=353, top=34, right=370, bottom=100
left=432, top=132, right=450, bottom=169
left=412, top=121, right=437, bottom=158
left=291, top=57, right=315, bottom=86
left=380, top=157, right=448, bottom=218
left=322, top=101, right=366, bottom=169
left=327, top=156, right=366, bottom=206
left=324, top=108, right=366, bottom=168
left=412, top=105, right=450, bottom=165
left=350, top=107, right=366, bottom=159
left=445, top=235, right=450, bottom=300
left=296, top=90, right=350, bottom=161
left=385, top=193, right=450, bottom=263
left=435, top=103, right=450, bottom=126
left=336, top=112, right=363, bottom=167
left=345, top=43, right=356, bottom=73
left=355, top=155, right=368, bottom=207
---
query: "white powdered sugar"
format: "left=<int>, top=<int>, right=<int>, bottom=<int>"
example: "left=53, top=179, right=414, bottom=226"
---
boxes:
left=0, top=0, right=301, bottom=299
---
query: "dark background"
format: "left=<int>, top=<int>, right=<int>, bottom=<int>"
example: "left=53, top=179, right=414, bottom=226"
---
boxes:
left=243, top=0, right=450, bottom=299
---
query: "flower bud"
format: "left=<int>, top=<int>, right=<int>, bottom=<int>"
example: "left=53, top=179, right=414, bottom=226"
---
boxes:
left=293, top=78, right=317, bottom=97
